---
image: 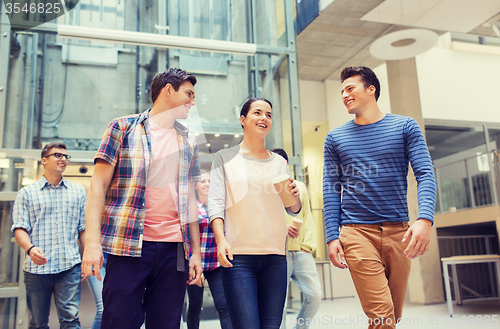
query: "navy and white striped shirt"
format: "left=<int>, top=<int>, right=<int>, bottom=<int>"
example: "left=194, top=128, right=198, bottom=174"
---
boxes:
left=323, top=114, right=436, bottom=243
left=12, top=177, right=86, bottom=274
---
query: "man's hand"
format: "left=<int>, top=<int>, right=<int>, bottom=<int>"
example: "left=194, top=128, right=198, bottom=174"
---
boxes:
left=30, top=247, right=48, bottom=266
left=82, top=243, right=104, bottom=281
left=287, top=225, right=299, bottom=238
left=402, top=219, right=432, bottom=259
left=328, top=239, right=347, bottom=269
left=188, top=252, right=203, bottom=286
left=216, top=238, right=233, bottom=268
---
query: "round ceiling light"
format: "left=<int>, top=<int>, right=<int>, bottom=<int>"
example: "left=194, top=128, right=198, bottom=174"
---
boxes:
left=369, top=29, right=438, bottom=60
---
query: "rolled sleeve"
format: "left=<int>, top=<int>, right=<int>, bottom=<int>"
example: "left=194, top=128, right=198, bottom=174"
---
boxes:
left=11, top=189, right=32, bottom=234
left=94, top=119, right=123, bottom=167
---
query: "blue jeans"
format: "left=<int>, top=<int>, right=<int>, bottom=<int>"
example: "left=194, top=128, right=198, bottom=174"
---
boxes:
left=24, top=264, right=82, bottom=329
left=186, top=267, right=232, bottom=329
left=221, top=255, right=287, bottom=329
left=282, top=251, right=322, bottom=329
left=87, top=256, right=107, bottom=329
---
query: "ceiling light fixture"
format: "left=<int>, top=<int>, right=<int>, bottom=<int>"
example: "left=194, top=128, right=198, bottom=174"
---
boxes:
left=369, top=29, right=438, bottom=60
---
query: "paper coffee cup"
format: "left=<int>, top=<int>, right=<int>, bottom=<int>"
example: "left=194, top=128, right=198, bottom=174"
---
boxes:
left=272, top=174, right=296, bottom=207
left=292, top=218, right=303, bottom=231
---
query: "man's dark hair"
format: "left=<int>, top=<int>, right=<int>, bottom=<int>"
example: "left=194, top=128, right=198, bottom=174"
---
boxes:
left=240, top=97, right=273, bottom=129
left=270, top=148, right=288, bottom=162
left=150, top=68, right=197, bottom=103
left=340, top=66, right=380, bottom=101
left=41, top=142, right=67, bottom=158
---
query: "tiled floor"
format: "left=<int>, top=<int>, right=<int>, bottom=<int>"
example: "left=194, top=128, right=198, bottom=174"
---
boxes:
left=182, top=297, right=500, bottom=329
left=48, top=282, right=500, bottom=329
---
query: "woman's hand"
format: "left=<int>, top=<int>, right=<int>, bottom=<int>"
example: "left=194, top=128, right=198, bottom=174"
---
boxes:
left=195, top=273, right=206, bottom=287
left=288, top=177, right=302, bottom=214
left=216, top=238, right=233, bottom=268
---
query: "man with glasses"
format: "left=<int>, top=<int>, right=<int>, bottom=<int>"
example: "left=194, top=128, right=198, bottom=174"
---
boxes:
left=12, top=142, right=87, bottom=329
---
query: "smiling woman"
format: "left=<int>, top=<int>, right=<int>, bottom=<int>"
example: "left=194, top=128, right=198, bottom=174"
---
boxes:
left=208, top=97, right=302, bottom=329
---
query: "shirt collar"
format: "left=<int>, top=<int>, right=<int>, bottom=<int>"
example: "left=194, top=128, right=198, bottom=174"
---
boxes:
left=197, top=200, right=207, bottom=209
left=141, top=108, right=189, bottom=136
left=39, top=176, right=67, bottom=189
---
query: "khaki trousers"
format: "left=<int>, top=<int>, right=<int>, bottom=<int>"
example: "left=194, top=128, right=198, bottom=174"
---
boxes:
left=339, top=222, right=411, bottom=329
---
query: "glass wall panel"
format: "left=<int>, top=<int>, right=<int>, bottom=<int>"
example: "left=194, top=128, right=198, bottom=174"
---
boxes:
left=2, top=31, right=291, bottom=159
left=488, top=126, right=500, bottom=205
left=0, top=297, right=19, bottom=329
left=425, top=122, right=486, bottom=161
left=0, top=200, right=23, bottom=329
left=0, top=2, right=298, bottom=325
left=467, top=153, right=494, bottom=207
left=428, top=121, right=500, bottom=213
left=437, top=160, right=471, bottom=211
left=36, top=0, right=288, bottom=47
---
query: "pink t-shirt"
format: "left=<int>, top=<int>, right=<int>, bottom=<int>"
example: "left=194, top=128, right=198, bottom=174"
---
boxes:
left=143, top=123, right=182, bottom=242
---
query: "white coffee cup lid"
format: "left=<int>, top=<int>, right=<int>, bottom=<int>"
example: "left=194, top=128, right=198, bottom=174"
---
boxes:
left=272, top=174, right=290, bottom=184
left=293, top=219, right=303, bottom=223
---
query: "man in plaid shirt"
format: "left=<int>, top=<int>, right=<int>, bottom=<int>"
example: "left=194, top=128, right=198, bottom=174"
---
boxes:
left=12, top=142, right=86, bottom=329
left=82, top=68, right=202, bottom=329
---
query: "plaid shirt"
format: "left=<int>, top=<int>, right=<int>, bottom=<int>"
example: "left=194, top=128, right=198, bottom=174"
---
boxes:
left=95, top=109, right=200, bottom=258
left=196, top=201, right=219, bottom=271
left=11, top=177, right=86, bottom=274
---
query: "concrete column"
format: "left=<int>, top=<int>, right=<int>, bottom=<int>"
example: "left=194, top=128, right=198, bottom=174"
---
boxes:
left=386, top=58, right=445, bottom=304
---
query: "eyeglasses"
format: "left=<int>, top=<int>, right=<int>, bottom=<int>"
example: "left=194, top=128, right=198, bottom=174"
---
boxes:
left=44, top=153, right=71, bottom=160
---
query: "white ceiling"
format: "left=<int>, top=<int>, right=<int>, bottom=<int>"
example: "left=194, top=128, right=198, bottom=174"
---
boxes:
left=297, top=0, right=500, bottom=81
left=361, top=0, right=500, bottom=33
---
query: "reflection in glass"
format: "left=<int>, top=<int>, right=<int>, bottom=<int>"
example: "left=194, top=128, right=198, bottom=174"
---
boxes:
left=55, top=0, right=286, bottom=46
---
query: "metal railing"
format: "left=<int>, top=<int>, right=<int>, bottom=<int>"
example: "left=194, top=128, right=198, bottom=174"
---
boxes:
left=434, top=151, right=499, bottom=213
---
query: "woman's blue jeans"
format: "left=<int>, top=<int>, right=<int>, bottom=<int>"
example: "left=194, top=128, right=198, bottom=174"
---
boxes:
left=221, top=255, right=287, bottom=329
left=186, top=266, right=232, bottom=329
left=87, top=256, right=107, bottom=329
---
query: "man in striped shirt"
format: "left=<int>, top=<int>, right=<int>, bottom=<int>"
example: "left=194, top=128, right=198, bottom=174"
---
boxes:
left=323, top=66, right=436, bottom=329
left=12, top=142, right=86, bottom=329
left=82, top=68, right=202, bottom=329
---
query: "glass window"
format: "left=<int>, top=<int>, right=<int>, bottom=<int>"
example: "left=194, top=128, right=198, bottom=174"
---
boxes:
left=437, top=160, right=472, bottom=211
left=428, top=121, right=500, bottom=213
left=425, top=122, right=486, bottom=161
left=48, top=0, right=288, bottom=47
left=2, top=31, right=292, bottom=159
